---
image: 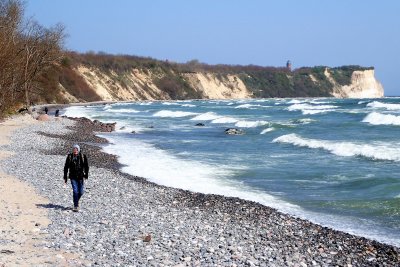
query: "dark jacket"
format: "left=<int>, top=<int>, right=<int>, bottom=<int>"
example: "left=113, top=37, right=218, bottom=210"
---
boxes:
left=64, top=152, right=89, bottom=182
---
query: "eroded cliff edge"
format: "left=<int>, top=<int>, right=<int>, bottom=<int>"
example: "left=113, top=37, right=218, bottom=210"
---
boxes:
left=48, top=53, right=384, bottom=103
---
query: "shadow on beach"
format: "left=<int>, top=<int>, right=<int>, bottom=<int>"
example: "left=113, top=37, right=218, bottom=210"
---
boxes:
left=36, top=203, right=70, bottom=211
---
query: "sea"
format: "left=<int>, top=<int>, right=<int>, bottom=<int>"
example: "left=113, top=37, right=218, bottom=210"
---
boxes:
left=63, top=97, right=400, bottom=247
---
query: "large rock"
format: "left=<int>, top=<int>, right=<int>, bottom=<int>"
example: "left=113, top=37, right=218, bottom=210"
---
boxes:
left=225, top=128, right=245, bottom=135
left=37, top=114, right=50, bottom=121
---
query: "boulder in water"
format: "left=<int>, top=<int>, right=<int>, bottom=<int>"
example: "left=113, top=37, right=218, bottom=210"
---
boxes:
left=225, top=128, right=245, bottom=135
left=195, top=123, right=205, bottom=127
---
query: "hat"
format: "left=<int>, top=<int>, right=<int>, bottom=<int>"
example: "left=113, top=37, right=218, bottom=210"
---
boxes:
left=72, top=144, right=80, bottom=152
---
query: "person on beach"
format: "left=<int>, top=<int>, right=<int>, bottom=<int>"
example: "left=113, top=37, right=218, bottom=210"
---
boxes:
left=64, top=144, right=89, bottom=212
left=44, top=106, right=48, bottom=114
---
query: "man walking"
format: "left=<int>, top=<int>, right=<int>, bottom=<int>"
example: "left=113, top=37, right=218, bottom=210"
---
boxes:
left=64, top=144, right=89, bottom=212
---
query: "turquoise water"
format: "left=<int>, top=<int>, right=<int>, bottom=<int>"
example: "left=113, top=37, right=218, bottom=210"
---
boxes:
left=64, top=98, right=400, bottom=246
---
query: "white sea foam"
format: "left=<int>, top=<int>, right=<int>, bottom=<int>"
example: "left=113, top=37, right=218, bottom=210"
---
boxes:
left=99, top=135, right=302, bottom=215
left=181, top=104, right=196, bottom=107
left=211, top=117, right=239, bottom=124
left=367, top=101, right=400, bottom=110
left=287, top=103, right=337, bottom=115
left=162, top=102, right=180, bottom=106
left=260, top=127, right=275, bottom=134
left=273, top=133, right=400, bottom=161
left=288, top=99, right=305, bottom=104
left=153, top=110, right=198, bottom=118
left=102, top=104, right=112, bottom=110
left=191, top=112, right=221, bottom=121
left=309, top=100, right=331, bottom=104
left=362, top=112, right=400, bottom=126
left=63, top=106, right=91, bottom=118
left=107, top=108, right=140, bottom=113
left=139, top=102, right=153, bottom=105
left=235, top=104, right=262, bottom=109
left=235, top=120, right=269, bottom=128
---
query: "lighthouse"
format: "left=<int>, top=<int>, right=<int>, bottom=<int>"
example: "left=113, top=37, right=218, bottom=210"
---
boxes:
left=286, top=60, right=292, bottom=71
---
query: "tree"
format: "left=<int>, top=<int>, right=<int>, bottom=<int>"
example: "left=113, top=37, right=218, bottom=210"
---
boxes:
left=0, top=0, right=24, bottom=112
left=21, top=20, right=65, bottom=107
left=0, top=0, right=65, bottom=115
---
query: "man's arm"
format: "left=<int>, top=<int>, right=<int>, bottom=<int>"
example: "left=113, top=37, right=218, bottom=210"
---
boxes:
left=64, top=155, right=70, bottom=183
left=83, top=154, right=89, bottom=179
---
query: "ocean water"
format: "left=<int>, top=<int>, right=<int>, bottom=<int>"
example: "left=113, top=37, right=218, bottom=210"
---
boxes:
left=64, top=98, right=400, bottom=246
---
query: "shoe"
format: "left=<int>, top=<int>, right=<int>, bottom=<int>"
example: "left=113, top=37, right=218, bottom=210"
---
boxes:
left=72, top=206, right=79, bottom=212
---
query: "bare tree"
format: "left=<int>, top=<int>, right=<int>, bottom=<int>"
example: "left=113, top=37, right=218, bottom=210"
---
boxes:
left=0, top=0, right=24, bottom=112
left=0, top=0, right=65, bottom=115
left=21, top=20, right=65, bottom=106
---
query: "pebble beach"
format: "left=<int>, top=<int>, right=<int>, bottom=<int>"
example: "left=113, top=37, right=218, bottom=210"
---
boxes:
left=1, top=116, right=399, bottom=266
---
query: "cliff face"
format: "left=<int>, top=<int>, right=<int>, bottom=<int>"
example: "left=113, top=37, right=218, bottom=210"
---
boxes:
left=183, top=73, right=253, bottom=99
left=55, top=55, right=384, bottom=102
left=71, top=65, right=253, bottom=101
left=76, top=66, right=170, bottom=101
left=328, top=69, right=384, bottom=98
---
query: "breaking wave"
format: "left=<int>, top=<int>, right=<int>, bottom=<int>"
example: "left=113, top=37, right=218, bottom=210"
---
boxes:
left=273, top=133, right=400, bottom=162
left=153, top=110, right=198, bottom=118
left=260, top=127, right=275, bottom=134
left=235, top=104, right=263, bottom=109
left=362, top=112, right=400, bottom=126
left=235, top=120, right=269, bottom=128
left=367, top=101, right=400, bottom=110
left=287, top=103, right=338, bottom=115
left=191, top=112, right=221, bottom=121
left=107, top=108, right=140, bottom=113
left=211, top=117, right=239, bottom=124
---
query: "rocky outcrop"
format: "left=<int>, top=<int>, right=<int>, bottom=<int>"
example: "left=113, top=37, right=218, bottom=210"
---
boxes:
left=328, top=69, right=384, bottom=98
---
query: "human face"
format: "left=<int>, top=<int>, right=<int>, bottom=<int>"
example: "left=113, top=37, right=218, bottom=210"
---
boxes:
left=73, top=147, right=79, bottom=155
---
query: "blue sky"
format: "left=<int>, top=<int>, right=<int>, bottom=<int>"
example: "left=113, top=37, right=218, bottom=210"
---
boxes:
left=26, top=0, right=400, bottom=96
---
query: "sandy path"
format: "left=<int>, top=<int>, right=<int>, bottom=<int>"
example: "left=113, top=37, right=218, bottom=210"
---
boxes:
left=0, top=115, right=85, bottom=266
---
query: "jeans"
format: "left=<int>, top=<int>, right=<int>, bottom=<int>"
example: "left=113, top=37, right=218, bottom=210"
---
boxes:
left=71, top=179, right=84, bottom=208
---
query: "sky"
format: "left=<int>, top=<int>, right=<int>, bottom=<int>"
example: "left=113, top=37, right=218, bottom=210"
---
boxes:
left=26, top=0, right=400, bottom=96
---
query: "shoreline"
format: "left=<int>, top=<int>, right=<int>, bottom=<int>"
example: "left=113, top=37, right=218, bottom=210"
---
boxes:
left=1, top=114, right=399, bottom=265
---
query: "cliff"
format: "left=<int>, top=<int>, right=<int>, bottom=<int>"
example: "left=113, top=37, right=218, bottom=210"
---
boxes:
left=41, top=53, right=384, bottom=103
left=329, top=69, right=384, bottom=98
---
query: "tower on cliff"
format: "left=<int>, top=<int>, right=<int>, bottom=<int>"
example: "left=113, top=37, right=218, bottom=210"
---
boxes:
left=286, top=60, right=292, bottom=71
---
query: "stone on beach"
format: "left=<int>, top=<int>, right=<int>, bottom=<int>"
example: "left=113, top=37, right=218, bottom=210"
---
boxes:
left=36, top=114, right=50, bottom=121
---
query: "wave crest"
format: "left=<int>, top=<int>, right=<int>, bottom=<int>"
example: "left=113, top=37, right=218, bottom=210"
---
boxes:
left=273, top=133, right=400, bottom=161
left=287, top=103, right=337, bottom=115
left=367, top=101, right=400, bottom=110
left=235, top=120, right=269, bottom=128
left=362, top=112, right=400, bottom=125
left=153, top=110, right=198, bottom=118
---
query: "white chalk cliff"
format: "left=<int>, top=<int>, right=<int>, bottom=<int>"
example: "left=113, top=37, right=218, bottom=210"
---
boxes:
left=326, top=69, right=384, bottom=98
left=71, top=65, right=383, bottom=101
